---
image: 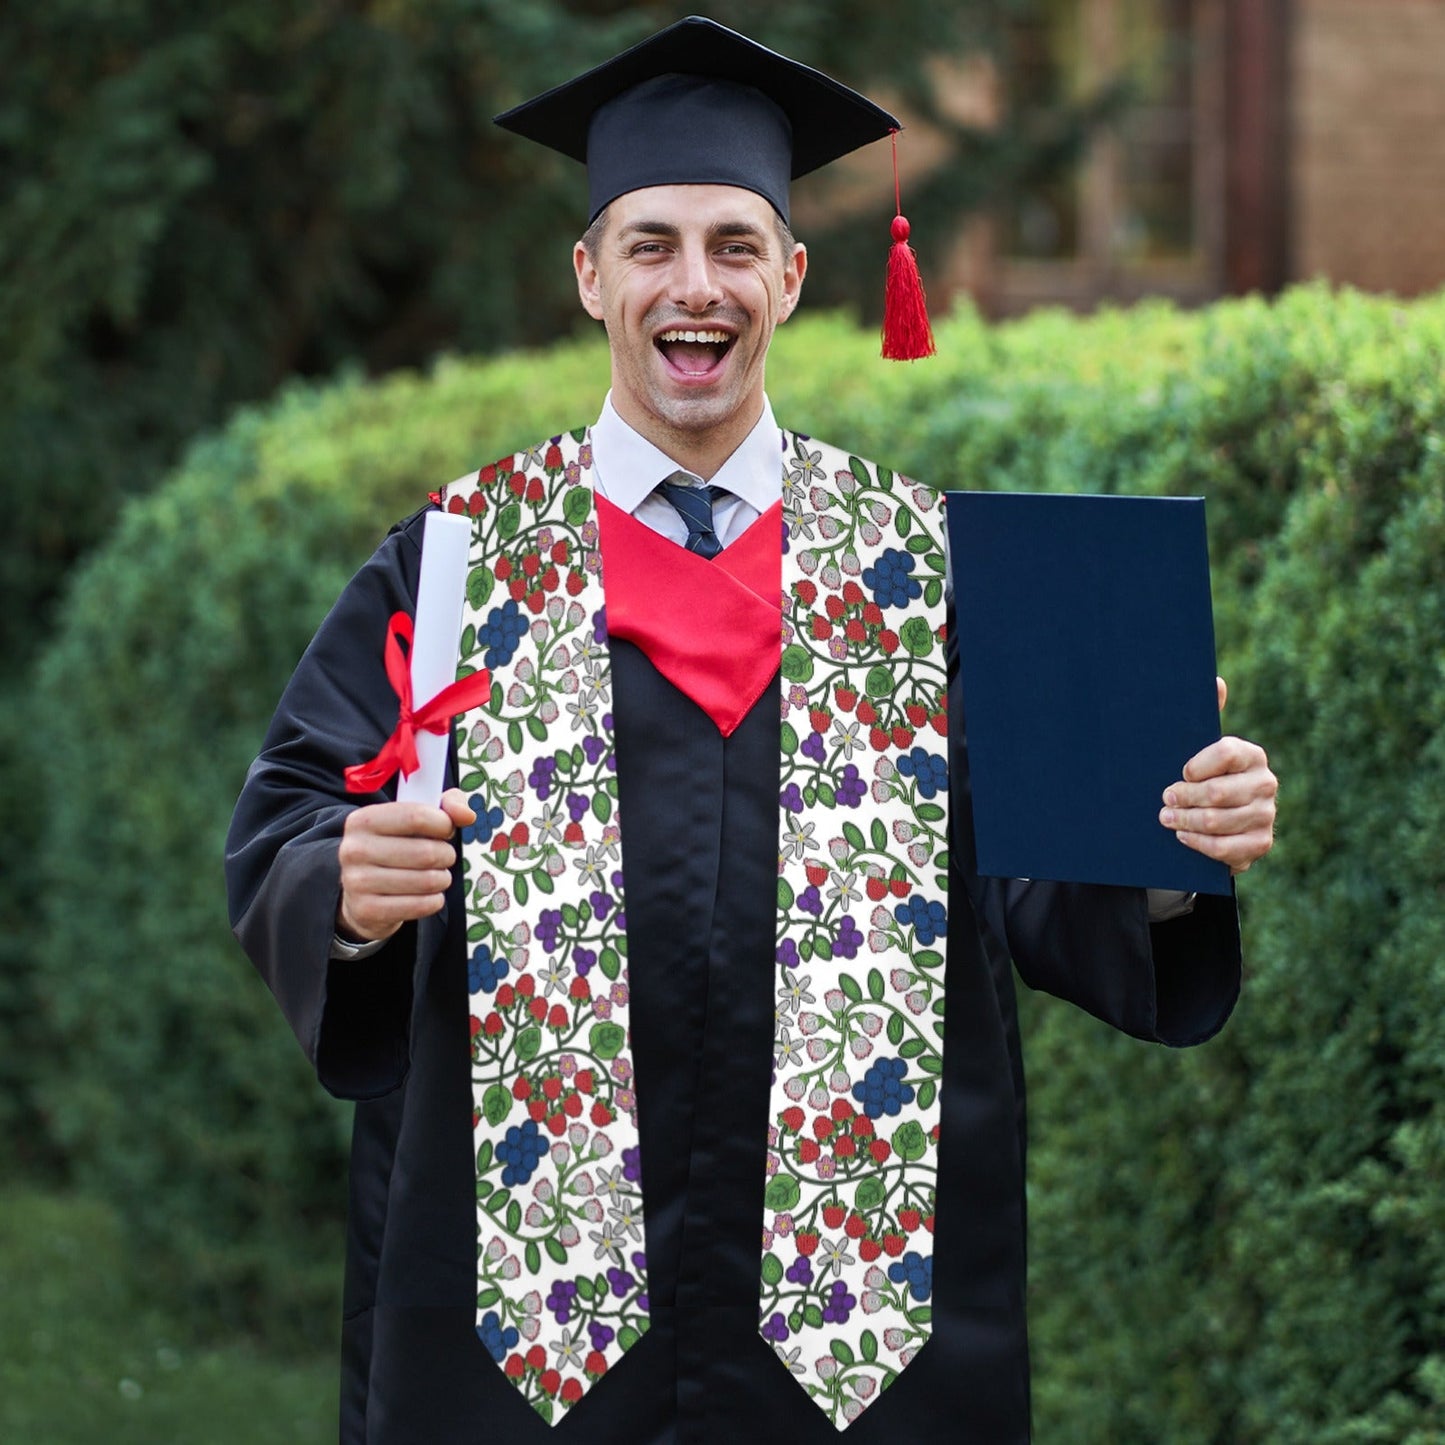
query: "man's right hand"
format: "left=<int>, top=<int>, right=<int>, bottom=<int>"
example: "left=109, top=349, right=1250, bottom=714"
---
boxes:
left=336, top=788, right=477, bottom=943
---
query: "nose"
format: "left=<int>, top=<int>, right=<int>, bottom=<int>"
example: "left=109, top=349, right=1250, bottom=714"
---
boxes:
left=672, top=242, right=723, bottom=314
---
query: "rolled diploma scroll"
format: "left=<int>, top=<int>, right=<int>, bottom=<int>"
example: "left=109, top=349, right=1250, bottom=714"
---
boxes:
left=396, top=509, right=474, bottom=805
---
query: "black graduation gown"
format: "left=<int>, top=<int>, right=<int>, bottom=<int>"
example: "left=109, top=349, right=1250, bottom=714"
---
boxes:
left=226, top=505, right=1241, bottom=1445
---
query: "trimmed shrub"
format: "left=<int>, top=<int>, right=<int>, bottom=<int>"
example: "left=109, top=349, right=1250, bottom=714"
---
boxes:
left=29, top=286, right=1445, bottom=1445
left=30, top=343, right=610, bottom=1341
left=1013, top=291, right=1445, bottom=1443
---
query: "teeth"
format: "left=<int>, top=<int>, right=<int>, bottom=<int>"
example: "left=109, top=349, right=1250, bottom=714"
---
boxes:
left=657, top=329, right=730, bottom=344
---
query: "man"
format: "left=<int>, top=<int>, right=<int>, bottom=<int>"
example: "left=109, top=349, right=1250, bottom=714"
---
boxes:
left=226, top=17, right=1277, bottom=1445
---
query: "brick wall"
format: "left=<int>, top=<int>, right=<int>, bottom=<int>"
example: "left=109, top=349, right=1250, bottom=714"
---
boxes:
left=1292, top=0, right=1445, bottom=296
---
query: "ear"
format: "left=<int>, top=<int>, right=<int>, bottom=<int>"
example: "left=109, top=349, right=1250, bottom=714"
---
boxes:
left=777, top=242, right=807, bottom=324
left=575, top=240, right=605, bottom=321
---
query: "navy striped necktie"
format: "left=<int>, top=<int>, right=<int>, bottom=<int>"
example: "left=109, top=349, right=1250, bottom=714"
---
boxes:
left=656, top=473, right=727, bottom=559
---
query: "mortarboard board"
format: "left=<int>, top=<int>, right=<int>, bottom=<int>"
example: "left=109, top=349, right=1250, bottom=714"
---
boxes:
left=493, top=14, right=901, bottom=225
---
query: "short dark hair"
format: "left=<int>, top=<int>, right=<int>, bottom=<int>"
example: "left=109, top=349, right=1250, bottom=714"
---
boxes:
left=580, top=206, right=610, bottom=264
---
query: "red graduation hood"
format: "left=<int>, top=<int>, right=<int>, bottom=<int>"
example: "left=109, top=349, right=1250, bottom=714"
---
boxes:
left=597, top=497, right=784, bottom=736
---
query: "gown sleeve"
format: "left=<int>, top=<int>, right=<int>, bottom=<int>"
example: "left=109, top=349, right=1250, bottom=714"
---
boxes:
left=225, top=507, right=442, bottom=1099
left=945, top=604, right=1242, bottom=1048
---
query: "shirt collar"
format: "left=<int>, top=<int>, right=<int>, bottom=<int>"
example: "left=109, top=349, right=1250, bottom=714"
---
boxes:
left=590, top=393, right=783, bottom=516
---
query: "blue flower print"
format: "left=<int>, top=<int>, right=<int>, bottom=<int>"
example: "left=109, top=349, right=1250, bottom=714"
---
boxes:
left=852, top=1056, right=916, bottom=1120
left=498, top=1118, right=545, bottom=1187
left=477, top=1309, right=520, bottom=1362
left=462, top=799, right=505, bottom=846
left=861, top=548, right=923, bottom=609
left=480, top=598, right=529, bottom=670
left=887, top=1251, right=934, bottom=1302
left=894, top=894, right=947, bottom=946
left=469, top=943, right=508, bottom=995
left=896, top=746, right=947, bottom=799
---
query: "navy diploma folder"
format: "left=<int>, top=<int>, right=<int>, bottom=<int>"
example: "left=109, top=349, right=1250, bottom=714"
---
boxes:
left=946, top=490, right=1231, bottom=896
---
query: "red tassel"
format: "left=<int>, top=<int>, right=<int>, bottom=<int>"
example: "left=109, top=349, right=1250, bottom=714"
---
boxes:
left=882, top=214, right=935, bottom=360
left=881, top=130, right=934, bottom=361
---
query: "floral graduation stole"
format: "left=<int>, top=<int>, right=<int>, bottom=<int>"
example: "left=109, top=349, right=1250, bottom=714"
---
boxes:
left=440, top=428, right=949, bottom=1429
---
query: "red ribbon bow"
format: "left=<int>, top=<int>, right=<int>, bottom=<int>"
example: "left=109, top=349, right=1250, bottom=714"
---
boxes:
left=344, top=611, right=492, bottom=794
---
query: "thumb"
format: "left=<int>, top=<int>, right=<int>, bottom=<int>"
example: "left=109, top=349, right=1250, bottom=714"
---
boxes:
left=440, top=787, right=478, bottom=828
left=1216, top=675, right=1228, bottom=714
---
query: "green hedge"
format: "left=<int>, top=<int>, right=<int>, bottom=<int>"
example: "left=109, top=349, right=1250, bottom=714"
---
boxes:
left=29, top=344, right=612, bottom=1341
left=29, top=287, right=1445, bottom=1442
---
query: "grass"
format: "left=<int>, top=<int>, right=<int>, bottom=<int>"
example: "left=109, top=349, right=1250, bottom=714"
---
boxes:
left=1, top=1188, right=336, bottom=1444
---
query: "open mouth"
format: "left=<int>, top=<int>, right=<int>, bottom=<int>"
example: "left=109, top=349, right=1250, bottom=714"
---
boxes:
left=655, top=328, right=734, bottom=377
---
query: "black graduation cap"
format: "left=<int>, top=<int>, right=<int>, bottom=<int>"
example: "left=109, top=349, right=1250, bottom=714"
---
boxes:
left=493, top=14, right=901, bottom=225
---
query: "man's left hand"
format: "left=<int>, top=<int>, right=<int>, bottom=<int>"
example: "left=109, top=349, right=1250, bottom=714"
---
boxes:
left=1159, top=677, right=1278, bottom=874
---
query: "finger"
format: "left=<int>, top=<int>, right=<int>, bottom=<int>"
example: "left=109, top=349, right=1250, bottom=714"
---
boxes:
left=341, top=861, right=457, bottom=897
left=1180, top=735, right=1268, bottom=785
left=1160, top=795, right=1276, bottom=837
left=345, top=801, right=460, bottom=841
left=1163, top=765, right=1277, bottom=816
left=338, top=831, right=458, bottom=874
left=1175, top=825, right=1274, bottom=874
left=338, top=889, right=447, bottom=942
left=1217, top=675, right=1228, bottom=713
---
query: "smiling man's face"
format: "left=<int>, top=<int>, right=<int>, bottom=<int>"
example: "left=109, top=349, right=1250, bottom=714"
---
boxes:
left=574, top=184, right=806, bottom=477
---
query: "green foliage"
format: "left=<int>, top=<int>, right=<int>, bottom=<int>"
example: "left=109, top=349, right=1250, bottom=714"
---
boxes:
left=1215, top=471, right=1445, bottom=1444
left=0, top=1188, right=333, bottom=1443
left=996, top=292, right=1445, bottom=1444
left=29, top=341, right=608, bottom=1342
left=0, top=0, right=1051, bottom=665
left=26, top=286, right=1445, bottom=1445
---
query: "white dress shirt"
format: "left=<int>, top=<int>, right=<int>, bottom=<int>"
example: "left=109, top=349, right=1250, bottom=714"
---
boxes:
left=589, top=391, right=781, bottom=542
